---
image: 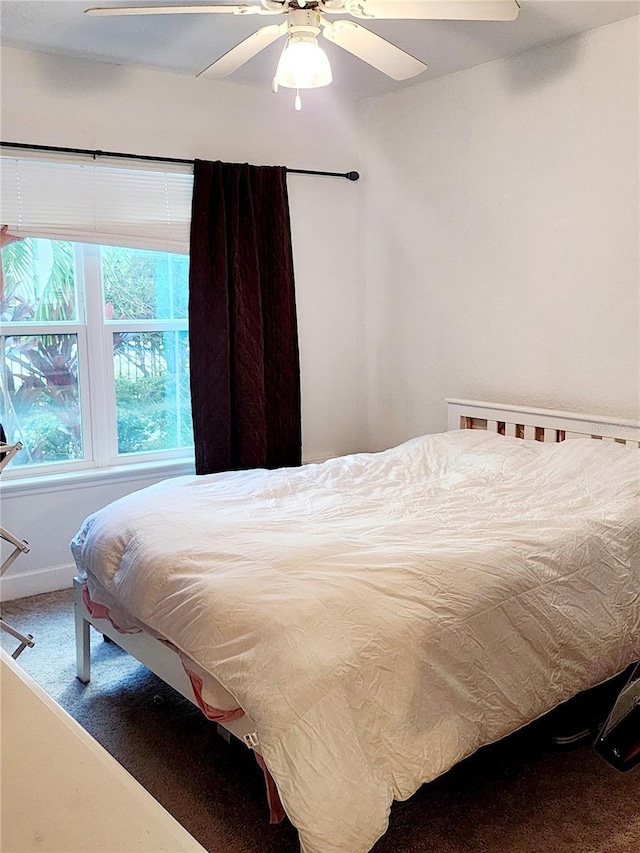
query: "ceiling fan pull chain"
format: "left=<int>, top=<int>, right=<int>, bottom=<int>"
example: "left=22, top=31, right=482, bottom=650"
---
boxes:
left=295, top=89, right=302, bottom=110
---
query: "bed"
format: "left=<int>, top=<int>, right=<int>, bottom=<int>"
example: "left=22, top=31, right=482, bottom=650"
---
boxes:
left=71, top=398, right=640, bottom=853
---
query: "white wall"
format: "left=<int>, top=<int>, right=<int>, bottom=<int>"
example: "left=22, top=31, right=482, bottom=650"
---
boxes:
left=0, top=46, right=361, bottom=598
left=358, top=17, right=640, bottom=450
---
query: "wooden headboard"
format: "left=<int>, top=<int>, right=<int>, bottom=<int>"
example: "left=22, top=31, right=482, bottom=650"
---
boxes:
left=446, top=399, right=640, bottom=448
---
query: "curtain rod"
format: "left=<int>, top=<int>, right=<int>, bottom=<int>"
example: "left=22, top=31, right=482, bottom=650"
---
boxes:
left=0, top=141, right=360, bottom=182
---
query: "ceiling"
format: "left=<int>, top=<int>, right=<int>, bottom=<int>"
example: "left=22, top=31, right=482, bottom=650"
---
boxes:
left=1, top=0, right=639, bottom=98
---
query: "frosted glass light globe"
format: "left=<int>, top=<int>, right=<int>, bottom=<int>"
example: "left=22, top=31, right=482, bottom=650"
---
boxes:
left=275, top=37, right=332, bottom=89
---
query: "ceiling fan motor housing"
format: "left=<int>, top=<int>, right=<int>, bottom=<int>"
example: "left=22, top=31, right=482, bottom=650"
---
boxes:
left=287, top=7, right=323, bottom=36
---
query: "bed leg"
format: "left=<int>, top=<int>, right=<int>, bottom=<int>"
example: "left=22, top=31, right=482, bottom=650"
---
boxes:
left=73, top=581, right=91, bottom=684
left=217, top=724, right=232, bottom=744
left=75, top=610, right=91, bottom=684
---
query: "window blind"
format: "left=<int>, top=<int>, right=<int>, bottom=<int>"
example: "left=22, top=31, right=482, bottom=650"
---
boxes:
left=0, top=153, right=194, bottom=253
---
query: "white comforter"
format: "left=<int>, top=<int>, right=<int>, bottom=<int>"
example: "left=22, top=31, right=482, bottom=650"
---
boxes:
left=71, top=430, right=640, bottom=853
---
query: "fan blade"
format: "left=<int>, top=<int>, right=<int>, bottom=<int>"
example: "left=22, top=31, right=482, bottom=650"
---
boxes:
left=85, top=4, right=276, bottom=16
left=323, top=20, right=425, bottom=80
left=345, top=0, right=520, bottom=22
left=197, top=23, right=287, bottom=77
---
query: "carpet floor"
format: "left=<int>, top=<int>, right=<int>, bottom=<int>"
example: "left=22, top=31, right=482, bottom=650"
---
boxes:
left=2, top=590, right=639, bottom=853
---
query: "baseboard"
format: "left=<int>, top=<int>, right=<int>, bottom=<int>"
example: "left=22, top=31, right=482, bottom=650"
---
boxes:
left=0, top=562, right=76, bottom=602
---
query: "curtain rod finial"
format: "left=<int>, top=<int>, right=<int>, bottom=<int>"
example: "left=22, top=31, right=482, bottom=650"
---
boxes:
left=345, top=171, right=359, bottom=182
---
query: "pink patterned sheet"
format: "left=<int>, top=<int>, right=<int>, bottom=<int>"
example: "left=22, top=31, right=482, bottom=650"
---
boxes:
left=81, top=583, right=285, bottom=823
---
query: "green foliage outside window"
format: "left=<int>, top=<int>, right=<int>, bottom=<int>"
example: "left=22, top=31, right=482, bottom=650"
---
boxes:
left=1, top=239, right=192, bottom=466
left=1, top=239, right=82, bottom=464
left=101, top=246, right=189, bottom=321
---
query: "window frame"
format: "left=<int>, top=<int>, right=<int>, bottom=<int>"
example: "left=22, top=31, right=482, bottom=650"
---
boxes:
left=0, top=238, right=194, bottom=480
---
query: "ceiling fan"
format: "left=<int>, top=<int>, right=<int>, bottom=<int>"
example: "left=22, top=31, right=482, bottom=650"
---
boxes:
left=85, top=1, right=521, bottom=109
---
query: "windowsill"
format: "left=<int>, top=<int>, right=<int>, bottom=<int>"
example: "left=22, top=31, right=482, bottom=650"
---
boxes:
left=0, top=457, right=196, bottom=498
left=0, top=454, right=337, bottom=499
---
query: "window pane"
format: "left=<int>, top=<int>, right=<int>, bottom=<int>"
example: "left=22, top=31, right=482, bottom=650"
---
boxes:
left=0, top=334, right=83, bottom=466
left=1, top=238, right=78, bottom=323
left=102, top=246, right=189, bottom=321
left=113, top=330, right=193, bottom=455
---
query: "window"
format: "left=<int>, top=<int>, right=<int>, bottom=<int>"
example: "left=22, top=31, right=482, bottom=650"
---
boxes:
left=103, top=245, right=192, bottom=457
left=0, top=152, right=194, bottom=477
left=1, top=237, right=193, bottom=474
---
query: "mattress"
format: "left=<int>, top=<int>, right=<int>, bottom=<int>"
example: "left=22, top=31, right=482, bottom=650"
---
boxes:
left=71, top=429, right=640, bottom=853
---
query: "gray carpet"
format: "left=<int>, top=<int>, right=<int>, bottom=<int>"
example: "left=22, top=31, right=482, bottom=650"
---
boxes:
left=2, top=590, right=639, bottom=853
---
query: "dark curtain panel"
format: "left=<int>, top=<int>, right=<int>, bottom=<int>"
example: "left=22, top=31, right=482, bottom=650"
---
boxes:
left=188, top=159, right=302, bottom=475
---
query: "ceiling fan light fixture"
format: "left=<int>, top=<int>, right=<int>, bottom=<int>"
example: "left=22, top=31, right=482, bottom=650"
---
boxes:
left=275, top=33, right=333, bottom=89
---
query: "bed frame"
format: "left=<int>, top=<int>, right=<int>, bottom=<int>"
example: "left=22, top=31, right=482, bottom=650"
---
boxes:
left=446, top=398, right=640, bottom=445
left=73, top=398, right=640, bottom=750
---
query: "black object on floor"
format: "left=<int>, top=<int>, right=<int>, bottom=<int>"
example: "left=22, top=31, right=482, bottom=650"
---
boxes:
left=595, top=663, right=640, bottom=772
